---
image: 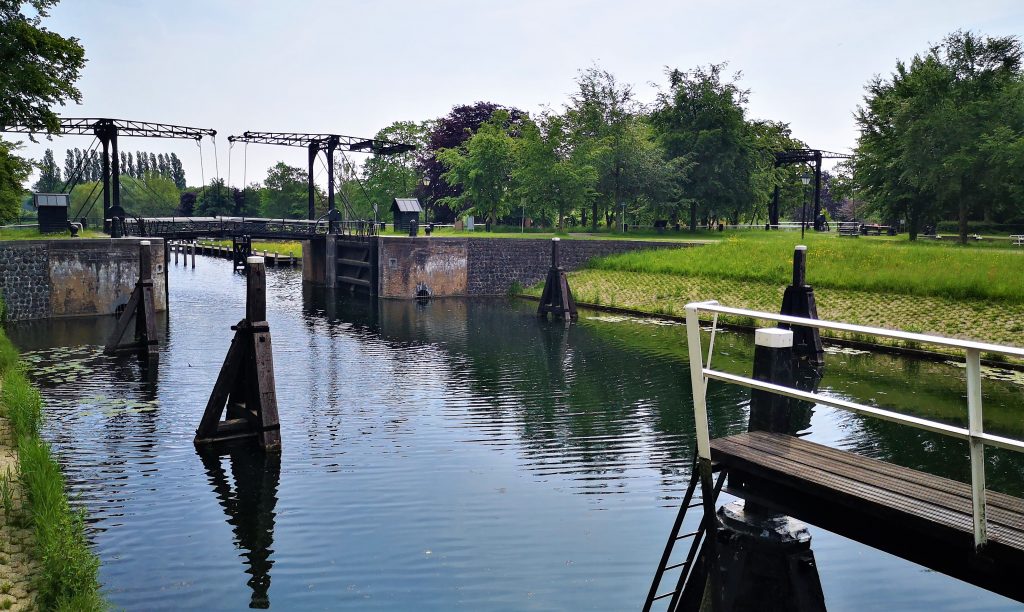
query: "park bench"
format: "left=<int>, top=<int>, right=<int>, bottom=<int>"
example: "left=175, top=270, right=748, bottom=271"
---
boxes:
left=1012, top=234, right=1024, bottom=246
left=837, top=222, right=860, bottom=237
left=861, top=224, right=890, bottom=236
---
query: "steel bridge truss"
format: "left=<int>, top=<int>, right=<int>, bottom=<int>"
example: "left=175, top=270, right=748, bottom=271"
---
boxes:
left=1, top=117, right=217, bottom=236
left=227, top=131, right=416, bottom=230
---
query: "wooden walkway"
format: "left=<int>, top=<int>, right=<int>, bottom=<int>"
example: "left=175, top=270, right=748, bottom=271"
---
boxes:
left=711, top=431, right=1024, bottom=602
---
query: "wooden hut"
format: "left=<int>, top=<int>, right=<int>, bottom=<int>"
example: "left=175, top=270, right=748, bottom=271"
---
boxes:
left=391, top=198, right=422, bottom=232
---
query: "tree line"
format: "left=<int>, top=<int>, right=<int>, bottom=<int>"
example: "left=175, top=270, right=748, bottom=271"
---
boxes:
left=33, top=148, right=187, bottom=192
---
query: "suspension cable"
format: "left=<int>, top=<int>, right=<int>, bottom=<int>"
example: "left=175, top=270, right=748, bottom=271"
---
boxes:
left=70, top=178, right=101, bottom=219
left=197, top=139, right=207, bottom=200
left=60, top=136, right=99, bottom=193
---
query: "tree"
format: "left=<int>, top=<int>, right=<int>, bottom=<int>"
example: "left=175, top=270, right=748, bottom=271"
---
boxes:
left=63, top=149, right=74, bottom=184
left=260, top=162, right=307, bottom=218
left=0, top=140, right=31, bottom=222
left=136, top=151, right=147, bottom=178
left=195, top=179, right=232, bottom=216
left=855, top=31, right=1024, bottom=241
left=169, top=153, right=186, bottom=190
left=514, top=114, right=596, bottom=230
left=120, top=173, right=179, bottom=216
left=420, top=102, right=525, bottom=222
left=0, top=0, right=85, bottom=134
left=355, top=120, right=432, bottom=219
left=436, top=111, right=518, bottom=226
left=33, top=148, right=61, bottom=192
left=650, top=64, right=759, bottom=230
left=564, top=66, right=651, bottom=230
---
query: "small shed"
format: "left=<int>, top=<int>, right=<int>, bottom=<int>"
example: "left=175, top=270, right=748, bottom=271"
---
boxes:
left=34, top=193, right=70, bottom=233
left=391, top=198, right=422, bottom=232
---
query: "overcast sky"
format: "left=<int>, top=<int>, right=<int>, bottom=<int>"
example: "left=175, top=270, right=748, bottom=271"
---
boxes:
left=12, top=0, right=1024, bottom=188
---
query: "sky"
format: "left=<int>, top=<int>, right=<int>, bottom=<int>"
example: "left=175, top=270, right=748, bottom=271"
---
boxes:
left=12, top=0, right=1024, bottom=189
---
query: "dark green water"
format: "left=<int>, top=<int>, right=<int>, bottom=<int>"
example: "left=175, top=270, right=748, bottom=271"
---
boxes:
left=6, top=257, right=1023, bottom=610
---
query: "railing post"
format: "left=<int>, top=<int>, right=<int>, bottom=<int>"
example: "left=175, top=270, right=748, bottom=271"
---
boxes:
left=966, top=348, right=987, bottom=549
left=685, top=304, right=711, bottom=462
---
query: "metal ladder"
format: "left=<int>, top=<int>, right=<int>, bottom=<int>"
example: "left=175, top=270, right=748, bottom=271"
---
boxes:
left=642, top=458, right=727, bottom=612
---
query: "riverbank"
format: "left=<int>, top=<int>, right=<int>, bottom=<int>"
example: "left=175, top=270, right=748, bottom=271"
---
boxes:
left=0, top=315, right=103, bottom=610
left=524, top=232, right=1024, bottom=358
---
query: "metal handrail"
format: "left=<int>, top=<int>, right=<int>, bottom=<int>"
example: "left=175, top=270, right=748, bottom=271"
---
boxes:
left=684, top=300, right=1024, bottom=550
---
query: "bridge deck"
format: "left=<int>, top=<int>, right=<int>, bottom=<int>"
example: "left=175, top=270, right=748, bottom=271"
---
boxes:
left=711, top=431, right=1024, bottom=601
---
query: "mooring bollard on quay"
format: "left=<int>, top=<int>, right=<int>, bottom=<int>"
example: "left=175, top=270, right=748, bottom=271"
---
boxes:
left=194, top=256, right=281, bottom=452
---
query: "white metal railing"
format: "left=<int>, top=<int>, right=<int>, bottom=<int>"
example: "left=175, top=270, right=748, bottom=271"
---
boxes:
left=684, top=300, right=1024, bottom=550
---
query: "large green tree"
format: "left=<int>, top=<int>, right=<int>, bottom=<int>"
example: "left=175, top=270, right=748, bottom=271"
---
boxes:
left=436, top=111, right=518, bottom=227
left=0, top=0, right=85, bottom=222
left=650, top=64, right=759, bottom=230
left=855, top=31, right=1024, bottom=241
left=347, top=120, right=431, bottom=220
left=33, top=147, right=61, bottom=192
left=514, top=114, right=596, bottom=230
left=260, top=162, right=307, bottom=218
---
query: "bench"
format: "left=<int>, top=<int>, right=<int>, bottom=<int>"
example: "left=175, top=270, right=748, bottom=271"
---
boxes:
left=837, top=222, right=860, bottom=237
left=861, top=224, right=888, bottom=236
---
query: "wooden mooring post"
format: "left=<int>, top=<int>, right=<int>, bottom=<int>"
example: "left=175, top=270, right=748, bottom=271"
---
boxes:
left=537, top=237, right=578, bottom=320
left=779, top=245, right=824, bottom=365
left=104, top=240, right=159, bottom=355
left=194, top=256, right=282, bottom=451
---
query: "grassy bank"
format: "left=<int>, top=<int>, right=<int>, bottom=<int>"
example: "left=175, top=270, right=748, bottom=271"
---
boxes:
left=0, top=314, right=103, bottom=610
left=524, top=232, right=1024, bottom=353
left=591, top=232, right=1024, bottom=303
left=0, top=227, right=104, bottom=241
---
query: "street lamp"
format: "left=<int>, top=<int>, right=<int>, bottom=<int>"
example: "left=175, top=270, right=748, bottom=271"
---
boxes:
left=422, top=175, right=431, bottom=223
left=800, top=173, right=811, bottom=239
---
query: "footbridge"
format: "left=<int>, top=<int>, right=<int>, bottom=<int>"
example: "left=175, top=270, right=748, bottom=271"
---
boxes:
left=122, top=216, right=376, bottom=241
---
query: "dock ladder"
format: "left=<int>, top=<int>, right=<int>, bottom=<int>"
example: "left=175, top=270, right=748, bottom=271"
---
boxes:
left=643, top=457, right=728, bottom=611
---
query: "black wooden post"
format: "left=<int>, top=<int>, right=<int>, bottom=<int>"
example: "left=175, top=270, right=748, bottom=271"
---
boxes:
left=748, top=328, right=795, bottom=433
left=195, top=256, right=281, bottom=452
left=105, top=240, right=159, bottom=355
left=779, top=245, right=824, bottom=365
left=537, top=237, right=578, bottom=321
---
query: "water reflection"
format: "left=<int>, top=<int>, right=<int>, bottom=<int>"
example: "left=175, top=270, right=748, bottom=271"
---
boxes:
left=198, top=443, right=280, bottom=609
left=4, top=259, right=1022, bottom=610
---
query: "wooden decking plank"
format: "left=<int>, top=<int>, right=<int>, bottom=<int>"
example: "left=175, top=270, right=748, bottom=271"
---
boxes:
left=743, top=431, right=1024, bottom=515
left=711, top=436, right=1024, bottom=549
left=726, top=434, right=1024, bottom=531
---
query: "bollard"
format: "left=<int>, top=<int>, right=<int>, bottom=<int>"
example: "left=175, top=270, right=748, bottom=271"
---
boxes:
left=191, top=241, right=196, bottom=268
left=195, top=256, right=281, bottom=452
left=749, top=328, right=794, bottom=433
left=105, top=240, right=158, bottom=355
left=174, top=241, right=179, bottom=265
left=537, top=237, right=578, bottom=320
left=709, top=500, right=826, bottom=612
left=779, top=245, right=824, bottom=365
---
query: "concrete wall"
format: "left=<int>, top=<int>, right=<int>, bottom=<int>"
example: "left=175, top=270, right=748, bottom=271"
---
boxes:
left=0, top=238, right=167, bottom=321
left=377, top=236, right=695, bottom=298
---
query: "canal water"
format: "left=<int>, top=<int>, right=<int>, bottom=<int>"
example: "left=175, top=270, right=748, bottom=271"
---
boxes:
left=6, top=258, right=1024, bottom=610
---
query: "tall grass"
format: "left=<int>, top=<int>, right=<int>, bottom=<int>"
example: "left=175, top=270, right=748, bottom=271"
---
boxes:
left=590, top=232, right=1024, bottom=302
left=0, top=292, right=103, bottom=610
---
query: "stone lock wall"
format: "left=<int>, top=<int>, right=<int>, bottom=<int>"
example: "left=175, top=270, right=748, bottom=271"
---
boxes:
left=0, top=238, right=167, bottom=321
left=375, top=236, right=694, bottom=298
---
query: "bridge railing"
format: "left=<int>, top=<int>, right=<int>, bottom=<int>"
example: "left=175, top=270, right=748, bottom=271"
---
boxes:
left=684, top=300, right=1024, bottom=550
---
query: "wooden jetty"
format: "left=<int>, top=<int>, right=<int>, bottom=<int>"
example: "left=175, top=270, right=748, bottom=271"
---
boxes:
left=169, top=240, right=300, bottom=267
left=645, top=301, right=1024, bottom=609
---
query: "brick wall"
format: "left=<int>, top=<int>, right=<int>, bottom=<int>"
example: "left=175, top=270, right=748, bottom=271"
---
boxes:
left=466, top=238, right=692, bottom=296
left=0, top=238, right=166, bottom=321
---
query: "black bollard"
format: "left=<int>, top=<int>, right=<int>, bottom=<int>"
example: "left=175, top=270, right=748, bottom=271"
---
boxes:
left=537, top=238, right=578, bottom=321
left=748, top=328, right=795, bottom=433
left=779, top=245, right=824, bottom=366
left=711, top=501, right=826, bottom=612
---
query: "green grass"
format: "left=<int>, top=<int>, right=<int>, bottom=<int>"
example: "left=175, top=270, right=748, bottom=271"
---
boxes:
left=0, top=227, right=104, bottom=241
left=590, top=231, right=1024, bottom=303
left=0, top=294, right=103, bottom=611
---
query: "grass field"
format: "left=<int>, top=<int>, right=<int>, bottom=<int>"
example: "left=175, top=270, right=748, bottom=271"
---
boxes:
left=590, top=231, right=1024, bottom=303
left=523, top=231, right=1024, bottom=351
left=0, top=227, right=104, bottom=241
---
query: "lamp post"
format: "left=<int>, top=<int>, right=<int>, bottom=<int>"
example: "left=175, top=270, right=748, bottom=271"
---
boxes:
left=422, top=175, right=431, bottom=223
left=800, top=173, right=811, bottom=240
